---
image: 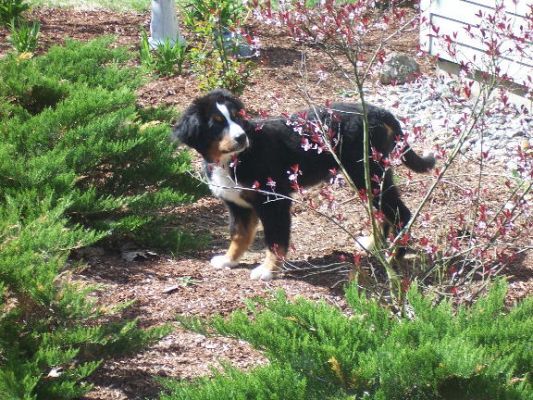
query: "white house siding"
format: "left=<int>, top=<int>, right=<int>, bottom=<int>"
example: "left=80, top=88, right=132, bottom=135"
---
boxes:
left=420, top=0, right=532, bottom=86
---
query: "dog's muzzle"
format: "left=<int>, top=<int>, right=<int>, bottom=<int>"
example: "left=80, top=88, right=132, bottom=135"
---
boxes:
left=218, top=132, right=249, bottom=158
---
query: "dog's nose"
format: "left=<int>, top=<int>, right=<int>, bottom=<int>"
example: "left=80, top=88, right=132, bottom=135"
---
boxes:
left=235, top=133, right=247, bottom=146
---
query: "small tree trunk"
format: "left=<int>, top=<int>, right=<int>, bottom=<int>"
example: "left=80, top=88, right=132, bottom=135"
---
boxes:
left=149, top=0, right=184, bottom=49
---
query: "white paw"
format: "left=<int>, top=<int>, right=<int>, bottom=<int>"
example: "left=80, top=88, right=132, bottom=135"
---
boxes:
left=210, top=255, right=238, bottom=269
left=250, top=264, right=274, bottom=281
left=355, top=236, right=375, bottom=252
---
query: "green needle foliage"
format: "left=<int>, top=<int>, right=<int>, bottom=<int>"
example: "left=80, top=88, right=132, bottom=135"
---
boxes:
left=0, top=37, right=204, bottom=398
left=0, top=36, right=205, bottom=246
left=160, top=363, right=310, bottom=400
left=172, top=281, right=533, bottom=399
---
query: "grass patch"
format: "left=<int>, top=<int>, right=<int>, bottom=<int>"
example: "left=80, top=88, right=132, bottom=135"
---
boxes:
left=27, top=0, right=150, bottom=12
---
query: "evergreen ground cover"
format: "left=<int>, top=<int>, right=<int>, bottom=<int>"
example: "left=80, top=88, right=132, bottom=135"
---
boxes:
left=165, top=281, right=533, bottom=399
left=0, top=37, right=204, bottom=398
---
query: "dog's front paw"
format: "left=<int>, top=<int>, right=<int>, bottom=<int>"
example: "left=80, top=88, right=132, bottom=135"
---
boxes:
left=355, top=236, right=375, bottom=252
left=250, top=264, right=275, bottom=281
left=210, top=255, right=238, bottom=269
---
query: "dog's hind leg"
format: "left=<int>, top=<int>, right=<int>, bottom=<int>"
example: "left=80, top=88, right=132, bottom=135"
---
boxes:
left=372, top=169, right=412, bottom=257
left=344, top=162, right=379, bottom=252
left=250, top=198, right=291, bottom=281
left=346, top=162, right=410, bottom=255
left=211, top=202, right=258, bottom=269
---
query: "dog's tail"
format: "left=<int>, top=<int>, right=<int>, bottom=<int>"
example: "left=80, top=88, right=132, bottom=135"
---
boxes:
left=401, top=146, right=436, bottom=173
left=382, top=111, right=436, bottom=173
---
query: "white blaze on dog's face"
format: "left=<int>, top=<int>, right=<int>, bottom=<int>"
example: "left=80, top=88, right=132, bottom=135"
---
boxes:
left=216, top=102, right=245, bottom=141
left=208, top=103, right=249, bottom=163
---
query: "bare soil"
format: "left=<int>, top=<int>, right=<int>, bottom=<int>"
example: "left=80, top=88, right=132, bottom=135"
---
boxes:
left=0, top=7, right=531, bottom=399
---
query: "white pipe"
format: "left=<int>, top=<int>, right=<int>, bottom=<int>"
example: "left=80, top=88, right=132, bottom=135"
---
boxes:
left=149, top=0, right=185, bottom=48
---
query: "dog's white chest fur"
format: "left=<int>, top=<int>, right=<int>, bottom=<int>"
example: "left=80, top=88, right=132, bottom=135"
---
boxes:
left=209, top=164, right=252, bottom=208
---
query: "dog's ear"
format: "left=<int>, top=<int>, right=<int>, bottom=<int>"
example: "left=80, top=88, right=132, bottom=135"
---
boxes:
left=172, top=107, right=201, bottom=149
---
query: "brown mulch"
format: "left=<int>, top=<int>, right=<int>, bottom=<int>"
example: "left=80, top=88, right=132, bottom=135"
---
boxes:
left=0, top=6, right=531, bottom=400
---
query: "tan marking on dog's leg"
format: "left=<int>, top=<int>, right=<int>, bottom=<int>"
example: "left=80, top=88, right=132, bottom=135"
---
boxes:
left=250, top=247, right=286, bottom=281
left=226, top=214, right=258, bottom=262
left=211, top=214, right=258, bottom=269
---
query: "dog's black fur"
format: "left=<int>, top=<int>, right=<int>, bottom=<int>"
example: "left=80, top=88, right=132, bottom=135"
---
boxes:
left=173, top=89, right=435, bottom=280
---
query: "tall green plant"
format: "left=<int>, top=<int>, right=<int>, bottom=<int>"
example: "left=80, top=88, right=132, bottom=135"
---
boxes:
left=155, top=38, right=187, bottom=75
left=172, top=281, right=533, bottom=399
left=140, top=29, right=187, bottom=76
left=0, top=0, right=29, bottom=26
left=8, top=19, right=40, bottom=53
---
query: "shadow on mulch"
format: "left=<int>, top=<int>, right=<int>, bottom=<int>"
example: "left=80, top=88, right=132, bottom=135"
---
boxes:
left=505, top=251, right=530, bottom=280
left=261, top=46, right=302, bottom=67
left=279, top=251, right=356, bottom=296
left=83, top=367, right=166, bottom=400
left=280, top=248, right=533, bottom=301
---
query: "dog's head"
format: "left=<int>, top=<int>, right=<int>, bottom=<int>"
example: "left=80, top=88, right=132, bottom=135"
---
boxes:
left=173, top=89, right=249, bottom=163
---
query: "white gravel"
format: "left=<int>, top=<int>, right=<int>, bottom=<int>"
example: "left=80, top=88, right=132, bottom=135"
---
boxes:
left=353, top=75, right=532, bottom=176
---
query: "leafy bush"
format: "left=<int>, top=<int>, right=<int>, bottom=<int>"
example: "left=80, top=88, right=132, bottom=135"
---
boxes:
left=181, top=0, right=245, bottom=28
left=0, top=0, right=29, bottom=26
left=172, top=281, right=533, bottom=399
left=0, top=37, right=204, bottom=398
left=181, top=0, right=255, bottom=95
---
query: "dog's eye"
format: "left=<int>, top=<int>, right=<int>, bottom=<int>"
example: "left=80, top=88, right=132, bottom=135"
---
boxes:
left=213, top=114, right=225, bottom=123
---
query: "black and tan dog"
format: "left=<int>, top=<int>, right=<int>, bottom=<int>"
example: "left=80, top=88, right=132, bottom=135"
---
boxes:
left=173, top=89, right=435, bottom=280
